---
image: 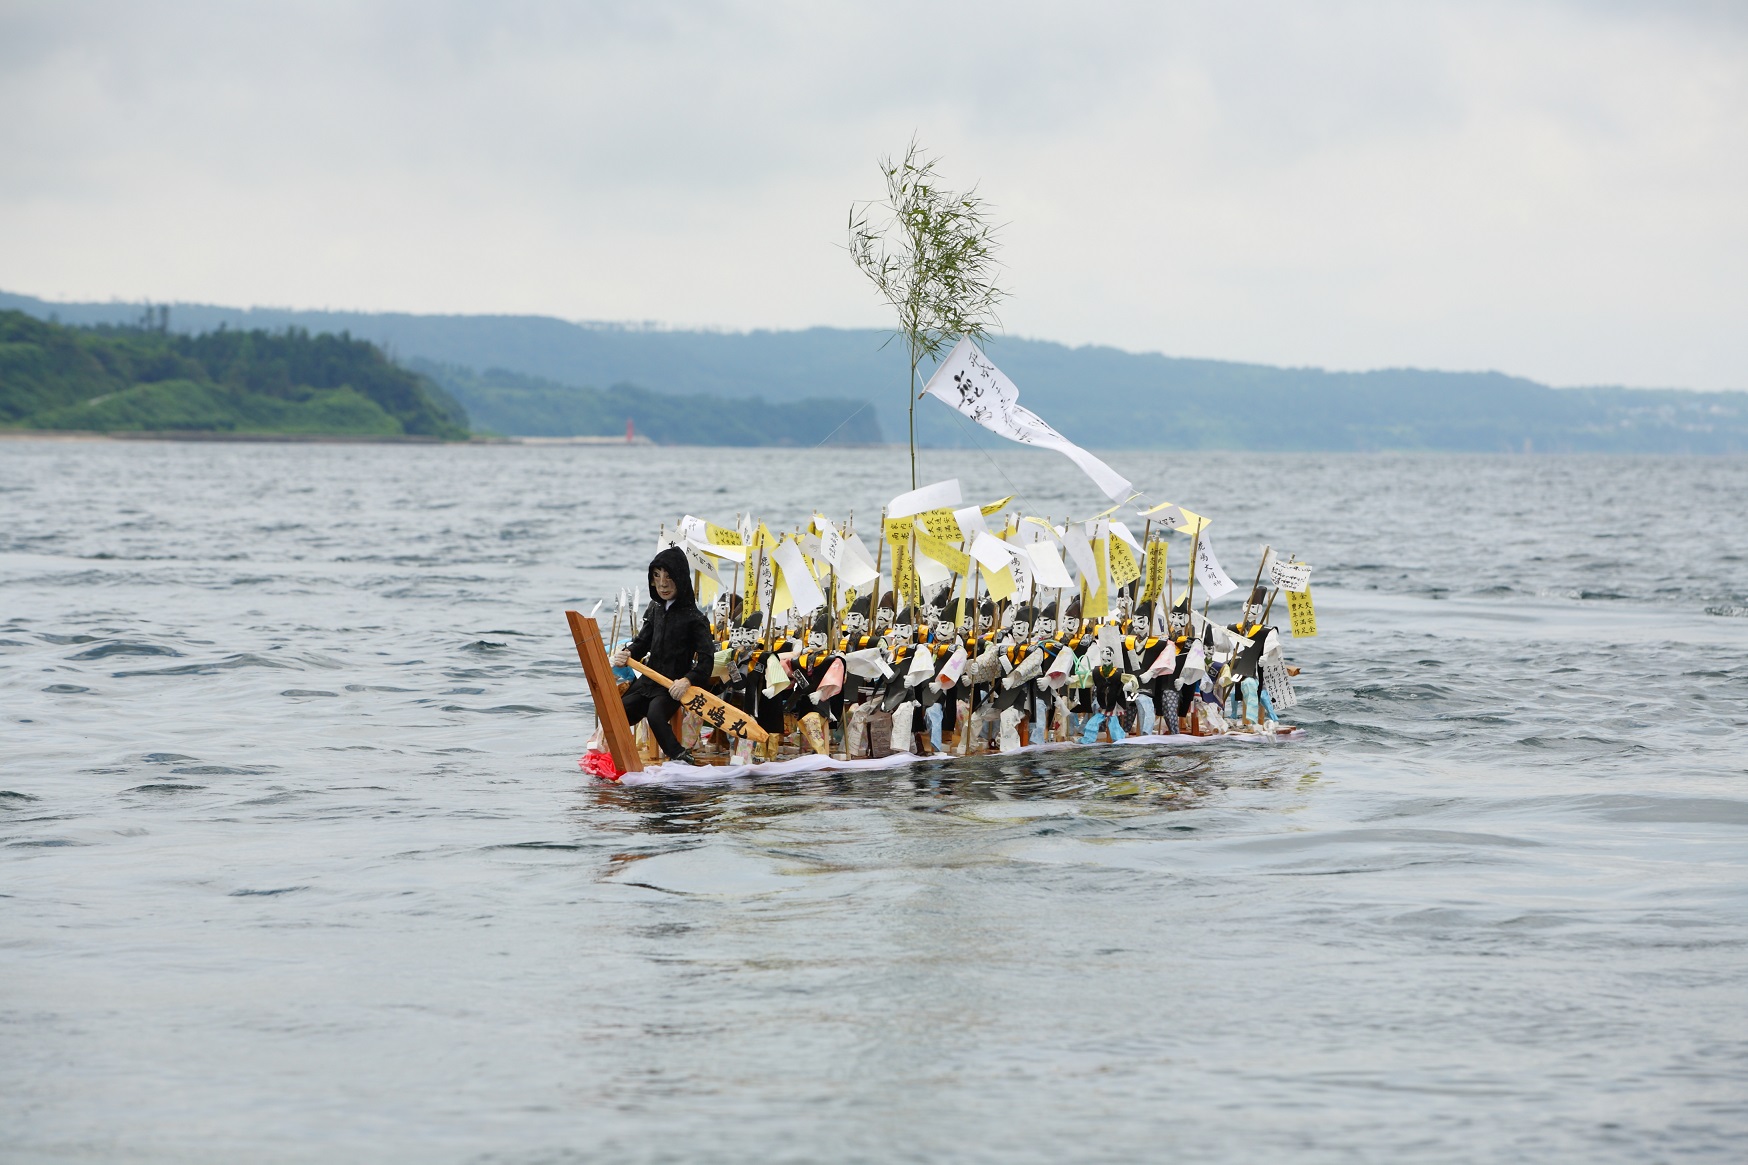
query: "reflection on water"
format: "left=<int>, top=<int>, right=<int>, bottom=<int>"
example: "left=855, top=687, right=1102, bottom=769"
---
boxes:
left=2, top=441, right=1746, bottom=1163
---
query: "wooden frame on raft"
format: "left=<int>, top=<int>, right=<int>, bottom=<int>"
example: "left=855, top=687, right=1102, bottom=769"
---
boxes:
left=565, top=610, right=642, bottom=775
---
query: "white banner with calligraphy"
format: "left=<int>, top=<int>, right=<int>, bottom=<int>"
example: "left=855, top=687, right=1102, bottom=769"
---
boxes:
left=1269, top=559, right=1312, bottom=593
left=1193, top=532, right=1239, bottom=600
left=922, top=339, right=1132, bottom=501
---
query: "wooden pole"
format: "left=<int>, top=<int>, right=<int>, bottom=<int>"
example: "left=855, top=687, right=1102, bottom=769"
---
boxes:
left=623, top=658, right=769, bottom=743
left=727, top=512, right=742, bottom=632
left=565, top=611, right=642, bottom=774
left=1239, top=544, right=1271, bottom=629
left=1184, top=522, right=1202, bottom=614
left=962, top=560, right=981, bottom=755
left=874, top=506, right=887, bottom=612
left=1259, top=555, right=1295, bottom=625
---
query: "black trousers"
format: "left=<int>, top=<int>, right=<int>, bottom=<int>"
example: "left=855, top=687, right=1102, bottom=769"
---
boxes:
left=622, top=687, right=684, bottom=757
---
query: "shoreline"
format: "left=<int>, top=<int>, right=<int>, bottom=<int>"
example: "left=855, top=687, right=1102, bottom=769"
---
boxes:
left=0, top=430, right=896, bottom=448
left=0, top=430, right=651, bottom=446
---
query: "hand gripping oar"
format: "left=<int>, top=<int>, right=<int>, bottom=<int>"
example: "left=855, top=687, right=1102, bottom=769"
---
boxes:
left=624, top=658, right=770, bottom=743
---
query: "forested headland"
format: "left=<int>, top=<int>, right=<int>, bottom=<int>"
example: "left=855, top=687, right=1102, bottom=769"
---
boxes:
left=0, top=310, right=884, bottom=446
left=0, top=311, right=469, bottom=439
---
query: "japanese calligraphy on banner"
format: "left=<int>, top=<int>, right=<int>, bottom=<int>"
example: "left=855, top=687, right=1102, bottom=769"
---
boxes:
left=1270, top=559, right=1313, bottom=593
left=1286, top=586, right=1318, bottom=637
left=883, top=516, right=913, bottom=547
left=1108, top=536, right=1141, bottom=589
left=915, top=507, right=964, bottom=543
left=890, top=540, right=921, bottom=607
left=817, top=525, right=845, bottom=571
left=743, top=547, right=772, bottom=613
left=915, top=529, right=970, bottom=576
left=1141, top=541, right=1169, bottom=602
left=1138, top=502, right=1209, bottom=537
left=1007, top=545, right=1033, bottom=601
left=922, top=339, right=1133, bottom=501
left=1261, top=656, right=1299, bottom=710
left=706, top=522, right=744, bottom=549
left=1193, top=533, right=1239, bottom=600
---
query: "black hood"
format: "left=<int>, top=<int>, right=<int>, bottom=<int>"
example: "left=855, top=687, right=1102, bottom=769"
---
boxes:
left=648, top=545, right=696, bottom=606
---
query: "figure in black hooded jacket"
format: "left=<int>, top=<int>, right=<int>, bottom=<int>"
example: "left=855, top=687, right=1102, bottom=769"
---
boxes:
left=610, top=546, right=717, bottom=765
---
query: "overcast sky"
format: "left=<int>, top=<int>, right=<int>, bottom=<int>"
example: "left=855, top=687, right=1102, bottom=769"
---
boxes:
left=3, top=0, right=1744, bottom=389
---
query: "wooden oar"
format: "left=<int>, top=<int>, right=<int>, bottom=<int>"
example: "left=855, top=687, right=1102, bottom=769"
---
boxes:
left=624, top=658, right=769, bottom=743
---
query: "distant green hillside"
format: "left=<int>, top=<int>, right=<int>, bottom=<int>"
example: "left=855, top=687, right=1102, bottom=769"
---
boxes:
left=0, top=311, right=469, bottom=438
left=6, top=291, right=1745, bottom=451
left=415, top=361, right=883, bottom=445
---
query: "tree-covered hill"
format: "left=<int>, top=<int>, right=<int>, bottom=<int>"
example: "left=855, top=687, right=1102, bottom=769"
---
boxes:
left=6, top=291, right=1745, bottom=451
left=0, top=311, right=471, bottom=438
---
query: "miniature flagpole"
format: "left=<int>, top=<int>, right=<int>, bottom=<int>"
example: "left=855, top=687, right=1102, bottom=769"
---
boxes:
left=1184, top=522, right=1202, bottom=616
left=1054, top=514, right=1066, bottom=644
left=963, top=559, right=981, bottom=755
left=1259, top=555, right=1296, bottom=625
left=608, top=588, right=624, bottom=658
left=1240, top=545, right=1271, bottom=629
left=727, top=512, right=743, bottom=630
left=874, top=506, right=887, bottom=611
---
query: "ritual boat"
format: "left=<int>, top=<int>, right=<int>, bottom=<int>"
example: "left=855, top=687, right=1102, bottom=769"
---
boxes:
left=568, top=338, right=1317, bottom=784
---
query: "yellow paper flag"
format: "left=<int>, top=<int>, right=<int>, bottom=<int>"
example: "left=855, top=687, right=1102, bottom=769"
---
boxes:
left=883, top=516, right=913, bottom=546
left=979, top=495, right=1015, bottom=517
left=915, top=529, right=970, bottom=576
left=1082, top=538, right=1111, bottom=618
left=1140, top=541, right=1169, bottom=602
left=1287, top=586, right=1318, bottom=637
left=772, top=568, right=793, bottom=619
left=915, top=507, right=963, bottom=542
left=706, top=522, right=744, bottom=549
left=890, top=540, right=921, bottom=607
left=984, top=564, right=1017, bottom=601
left=1109, top=537, right=1141, bottom=589
left=742, top=524, right=774, bottom=612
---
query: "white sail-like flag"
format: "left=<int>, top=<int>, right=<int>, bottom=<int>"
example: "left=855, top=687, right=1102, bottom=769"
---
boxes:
left=921, top=339, right=1132, bottom=502
left=888, top=478, right=961, bottom=519
left=1193, top=532, right=1239, bottom=600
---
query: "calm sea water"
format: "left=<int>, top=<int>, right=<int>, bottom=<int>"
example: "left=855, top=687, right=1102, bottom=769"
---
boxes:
left=3, top=439, right=1746, bottom=1164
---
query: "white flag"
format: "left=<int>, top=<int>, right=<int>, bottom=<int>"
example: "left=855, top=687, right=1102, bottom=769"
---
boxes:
left=888, top=478, right=962, bottom=519
left=681, top=541, right=720, bottom=582
left=1269, top=559, right=1312, bottom=593
left=968, top=531, right=1013, bottom=573
left=1007, top=546, right=1033, bottom=600
left=1024, top=540, right=1076, bottom=589
left=772, top=538, right=826, bottom=615
left=1060, top=520, right=1097, bottom=585
left=1137, top=501, right=1208, bottom=536
left=838, top=533, right=882, bottom=590
left=1193, top=532, right=1238, bottom=600
left=1108, top=521, right=1143, bottom=553
left=953, top=505, right=991, bottom=541
left=817, top=525, right=846, bottom=571
left=922, top=339, right=1133, bottom=501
